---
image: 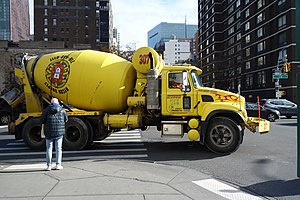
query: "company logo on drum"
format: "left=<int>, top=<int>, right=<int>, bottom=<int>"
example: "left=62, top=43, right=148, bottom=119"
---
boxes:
left=45, top=58, right=70, bottom=88
left=44, top=55, right=75, bottom=94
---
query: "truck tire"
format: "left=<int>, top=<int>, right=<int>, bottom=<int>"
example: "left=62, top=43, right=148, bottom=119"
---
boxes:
left=81, top=118, right=94, bottom=147
left=64, top=117, right=89, bottom=150
left=205, top=117, right=241, bottom=154
left=22, top=118, right=45, bottom=150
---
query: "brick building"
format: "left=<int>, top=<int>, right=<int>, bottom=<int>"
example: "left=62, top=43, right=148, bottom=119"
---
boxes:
left=34, top=0, right=113, bottom=51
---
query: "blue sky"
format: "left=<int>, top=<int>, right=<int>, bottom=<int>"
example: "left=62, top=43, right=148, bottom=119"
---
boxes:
left=29, top=0, right=198, bottom=49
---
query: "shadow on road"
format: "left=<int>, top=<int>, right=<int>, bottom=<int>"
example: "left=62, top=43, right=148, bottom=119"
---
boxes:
left=145, top=141, right=220, bottom=161
left=276, top=122, right=297, bottom=127
left=243, top=179, right=300, bottom=198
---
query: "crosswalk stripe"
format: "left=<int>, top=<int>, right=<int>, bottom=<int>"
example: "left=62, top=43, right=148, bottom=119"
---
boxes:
left=193, top=179, right=263, bottom=200
left=0, top=147, right=147, bottom=156
left=0, top=147, right=30, bottom=151
left=3, top=163, right=46, bottom=170
left=6, top=143, right=26, bottom=146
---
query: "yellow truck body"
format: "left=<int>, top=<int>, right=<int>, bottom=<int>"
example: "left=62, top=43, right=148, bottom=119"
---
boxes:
left=7, top=47, right=270, bottom=154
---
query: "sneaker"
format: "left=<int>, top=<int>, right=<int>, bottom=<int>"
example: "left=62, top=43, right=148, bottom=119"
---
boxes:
left=46, top=166, right=52, bottom=171
left=55, top=165, right=63, bottom=170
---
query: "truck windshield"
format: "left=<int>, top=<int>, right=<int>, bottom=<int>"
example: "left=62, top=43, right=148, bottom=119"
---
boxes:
left=191, top=71, right=203, bottom=89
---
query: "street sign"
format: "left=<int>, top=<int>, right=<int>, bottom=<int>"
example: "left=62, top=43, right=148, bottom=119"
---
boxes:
left=273, top=73, right=288, bottom=79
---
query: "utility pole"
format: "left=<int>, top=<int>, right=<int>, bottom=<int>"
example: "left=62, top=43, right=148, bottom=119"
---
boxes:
left=296, top=0, right=300, bottom=178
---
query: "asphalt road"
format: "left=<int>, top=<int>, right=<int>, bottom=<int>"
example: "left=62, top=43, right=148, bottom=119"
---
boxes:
left=0, top=118, right=299, bottom=199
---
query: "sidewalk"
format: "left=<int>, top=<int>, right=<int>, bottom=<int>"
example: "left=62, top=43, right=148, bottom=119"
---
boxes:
left=0, top=159, right=266, bottom=200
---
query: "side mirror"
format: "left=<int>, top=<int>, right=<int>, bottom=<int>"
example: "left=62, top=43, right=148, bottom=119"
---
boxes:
left=181, top=71, right=190, bottom=92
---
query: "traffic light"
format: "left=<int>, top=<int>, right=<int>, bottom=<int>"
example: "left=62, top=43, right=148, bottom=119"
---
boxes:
left=287, top=63, right=291, bottom=72
left=283, top=63, right=291, bottom=72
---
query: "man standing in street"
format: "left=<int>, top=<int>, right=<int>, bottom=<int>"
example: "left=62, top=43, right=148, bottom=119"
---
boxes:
left=41, top=98, right=68, bottom=171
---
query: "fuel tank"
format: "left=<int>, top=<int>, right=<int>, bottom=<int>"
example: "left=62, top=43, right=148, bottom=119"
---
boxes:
left=25, top=50, right=136, bottom=113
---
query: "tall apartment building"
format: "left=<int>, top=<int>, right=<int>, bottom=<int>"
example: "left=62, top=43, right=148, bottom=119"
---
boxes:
left=198, top=0, right=297, bottom=102
left=0, top=0, right=30, bottom=41
left=34, top=0, right=113, bottom=51
left=148, top=22, right=197, bottom=49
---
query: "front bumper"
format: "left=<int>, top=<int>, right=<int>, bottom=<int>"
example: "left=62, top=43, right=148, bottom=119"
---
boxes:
left=246, top=117, right=270, bottom=134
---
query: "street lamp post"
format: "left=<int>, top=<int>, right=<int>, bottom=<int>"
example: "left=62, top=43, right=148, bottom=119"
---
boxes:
left=296, top=0, right=300, bottom=178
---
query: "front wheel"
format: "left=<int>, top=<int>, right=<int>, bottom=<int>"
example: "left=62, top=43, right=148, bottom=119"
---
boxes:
left=205, top=117, right=241, bottom=154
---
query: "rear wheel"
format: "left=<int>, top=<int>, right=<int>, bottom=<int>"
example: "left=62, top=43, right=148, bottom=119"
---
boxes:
left=205, top=117, right=241, bottom=154
left=64, top=117, right=89, bottom=150
left=22, top=118, right=45, bottom=150
left=267, top=113, right=277, bottom=122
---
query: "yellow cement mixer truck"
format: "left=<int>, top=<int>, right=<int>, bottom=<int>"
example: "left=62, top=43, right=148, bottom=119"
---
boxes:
left=4, top=47, right=270, bottom=154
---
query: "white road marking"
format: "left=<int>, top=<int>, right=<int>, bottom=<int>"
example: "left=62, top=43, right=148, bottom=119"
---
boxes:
left=3, top=163, right=46, bottom=170
left=193, top=179, right=263, bottom=200
left=6, top=142, right=25, bottom=146
left=98, top=131, right=142, bottom=143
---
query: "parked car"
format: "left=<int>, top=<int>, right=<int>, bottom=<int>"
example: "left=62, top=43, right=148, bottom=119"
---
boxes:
left=0, top=106, right=12, bottom=125
left=260, top=98, right=297, bottom=119
left=246, top=102, right=280, bottom=122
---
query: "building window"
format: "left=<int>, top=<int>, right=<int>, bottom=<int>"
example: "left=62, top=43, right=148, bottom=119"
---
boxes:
left=257, top=56, right=265, bottom=66
left=245, top=0, right=250, bottom=4
left=245, top=61, right=251, bottom=69
left=258, top=71, right=266, bottom=85
left=236, top=22, right=241, bottom=29
left=278, top=15, right=286, bottom=29
left=245, top=9, right=250, bottom=18
left=229, top=48, right=235, bottom=56
left=53, top=18, right=57, bottom=26
left=257, top=41, right=265, bottom=52
left=236, top=10, right=241, bottom=18
left=44, top=28, right=48, bottom=35
left=245, top=34, right=251, bottom=43
left=257, top=13, right=264, bottom=24
left=278, top=0, right=286, bottom=5
left=228, top=16, right=234, bottom=25
left=246, top=48, right=251, bottom=57
left=44, top=9, right=48, bottom=16
left=228, top=5, right=234, bottom=14
left=44, top=18, right=48, bottom=25
left=246, top=74, right=253, bottom=88
left=257, top=0, right=265, bottom=9
left=44, top=37, right=48, bottom=41
left=228, top=27, right=235, bottom=35
left=237, top=33, right=241, bottom=40
left=279, top=32, right=287, bottom=46
left=245, top=22, right=250, bottom=31
left=44, top=0, right=48, bottom=6
left=236, top=0, right=240, bottom=7
left=257, top=27, right=264, bottom=38
left=228, top=37, right=235, bottom=45
left=96, top=1, right=100, bottom=7
left=237, top=44, right=241, bottom=51
left=53, top=0, right=56, bottom=6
